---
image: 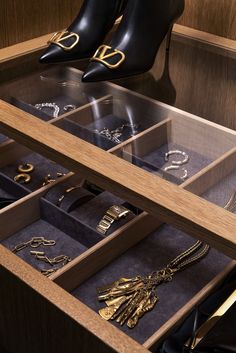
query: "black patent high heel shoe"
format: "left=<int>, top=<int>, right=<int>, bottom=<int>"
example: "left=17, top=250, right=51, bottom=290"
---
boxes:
left=115, top=45, right=177, bottom=106
left=82, top=0, right=185, bottom=82
left=39, top=0, right=127, bottom=64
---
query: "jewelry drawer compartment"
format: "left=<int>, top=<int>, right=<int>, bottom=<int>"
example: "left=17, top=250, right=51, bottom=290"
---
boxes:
left=44, top=179, right=139, bottom=236
left=53, top=92, right=165, bottom=150
left=0, top=66, right=108, bottom=121
left=112, top=113, right=236, bottom=213
left=68, top=224, right=232, bottom=350
left=0, top=139, right=69, bottom=192
left=1, top=197, right=89, bottom=276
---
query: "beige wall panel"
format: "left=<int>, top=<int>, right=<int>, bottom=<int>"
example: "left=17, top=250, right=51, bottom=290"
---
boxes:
left=0, top=0, right=82, bottom=49
left=179, top=0, right=236, bottom=40
left=0, top=0, right=235, bottom=49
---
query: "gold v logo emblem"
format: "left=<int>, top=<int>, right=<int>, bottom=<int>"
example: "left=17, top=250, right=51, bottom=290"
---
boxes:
left=48, top=31, right=79, bottom=51
left=92, top=45, right=125, bottom=69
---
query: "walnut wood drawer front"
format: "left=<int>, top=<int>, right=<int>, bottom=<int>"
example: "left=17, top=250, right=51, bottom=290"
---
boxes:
left=0, top=34, right=235, bottom=353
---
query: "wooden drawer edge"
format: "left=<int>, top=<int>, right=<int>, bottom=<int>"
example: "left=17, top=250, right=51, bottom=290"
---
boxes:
left=0, top=245, right=149, bottom=353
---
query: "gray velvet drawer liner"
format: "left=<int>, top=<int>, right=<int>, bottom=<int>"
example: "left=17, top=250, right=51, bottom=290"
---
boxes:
left=62, top=113, right=158, bottom=150
left=0, top=133, right=8, bottom=144
left=11, top=95, right=81, bottom=120
left=85, top=114, right=141, bottom=143
left=0, top=172, right=29, bottom=199
left=128, top=142, right=213, bottom=184
left=10, top=97, right=52, bottom=121
left=1, top=152, right=68, bottom=191
left=203, top=169, right=236, bottom=209
left=84, top=111, right=158, bottom=135
left=70, top=191, right=136, bottom=235
left=40, top=199, right=104, bottom=247
left=2, top=218, right=87, bottom=273
left=56, top=118, right=116, bottom=151
left=1, top=198, right=107, bottom=272
left=72, top=224, right=230, bottom=344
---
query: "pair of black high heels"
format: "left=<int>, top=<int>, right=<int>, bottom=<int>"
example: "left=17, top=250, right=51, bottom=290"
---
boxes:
left=40, top=0, right=185, bottom=82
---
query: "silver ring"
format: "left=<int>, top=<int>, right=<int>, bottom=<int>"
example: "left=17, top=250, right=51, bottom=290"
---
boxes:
left=165, top=150, right=189, bottom=165
left=164, top=165, right=188, bottom=181
left=63, top=104, right=76, bottom=112
left=181, top=169, right=188, bottom=181
left=164, top=165, right=179, bottom=172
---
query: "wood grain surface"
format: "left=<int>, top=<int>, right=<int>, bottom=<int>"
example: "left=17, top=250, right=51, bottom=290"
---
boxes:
left=0, top=246, right=149, bottom=353
left=179, top=0, right=236, bottom=40
left=0, top=0, right=235, bottom=49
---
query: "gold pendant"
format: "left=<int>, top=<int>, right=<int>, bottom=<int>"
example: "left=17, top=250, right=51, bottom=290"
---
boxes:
left=127, top=292, right=159, bottom=328
left=97, top=276, right=143, bottom=301
left=99, top=295, right=131, bottom=320
left=97, top=270, right=171, bottom=328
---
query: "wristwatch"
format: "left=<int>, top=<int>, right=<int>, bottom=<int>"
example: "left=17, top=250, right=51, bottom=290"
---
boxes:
left=96, top=205, right=131, bottom=235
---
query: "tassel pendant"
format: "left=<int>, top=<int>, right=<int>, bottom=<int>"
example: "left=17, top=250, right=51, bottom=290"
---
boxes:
left=97, top=268, right=173, bottom=328
left=99, top=295, right=131, bottom=320
left=127, top=292, right=159, bottom=328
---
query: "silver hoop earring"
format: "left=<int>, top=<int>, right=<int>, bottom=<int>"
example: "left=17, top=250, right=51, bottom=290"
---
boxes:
left=164, top=165, right=188, bottom=181
left=165, top=150, right=189, bottom=165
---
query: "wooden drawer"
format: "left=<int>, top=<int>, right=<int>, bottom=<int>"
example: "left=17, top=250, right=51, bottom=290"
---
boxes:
left=0, top=30, right=235, bottom=353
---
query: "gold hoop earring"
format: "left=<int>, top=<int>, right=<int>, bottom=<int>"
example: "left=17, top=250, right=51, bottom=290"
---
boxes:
left=18, top=163, right=34, bottom=173
left=14, top=173, right=31, bottom=184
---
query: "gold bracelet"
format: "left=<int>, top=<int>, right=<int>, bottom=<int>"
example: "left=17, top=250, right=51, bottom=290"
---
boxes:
left=96, top=205, right=130, bottom=235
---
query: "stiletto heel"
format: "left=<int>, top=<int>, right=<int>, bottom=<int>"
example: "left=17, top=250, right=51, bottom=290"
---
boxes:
left=39, top=0, right=127, bottom=64
left=82, top=0, right=185, bottom=82
left=166, top=25, right=174, bottom=52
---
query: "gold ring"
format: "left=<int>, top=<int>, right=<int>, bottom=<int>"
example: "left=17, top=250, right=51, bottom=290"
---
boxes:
left=14, top=173, right=31, bottom=184
left=57, top=185, right=80, bottom=207
left=18, top=163, right=34, bottom=173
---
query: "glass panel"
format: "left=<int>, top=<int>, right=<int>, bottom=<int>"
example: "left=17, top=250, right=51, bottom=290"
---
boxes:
left=54, top=91, right=168, bottom=150
left=113, top=109, right=236, bottom=213
left=0, top=66, right=107, bottom=121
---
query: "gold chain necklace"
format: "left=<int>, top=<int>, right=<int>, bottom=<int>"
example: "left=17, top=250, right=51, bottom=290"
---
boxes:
left=97, top=190, right=236, bottom=328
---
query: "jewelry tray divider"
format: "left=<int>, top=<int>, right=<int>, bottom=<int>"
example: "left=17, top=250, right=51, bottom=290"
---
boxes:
left=0, top=172, right=29, bottom=201
left=0, top=140, right=68, bottom=191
